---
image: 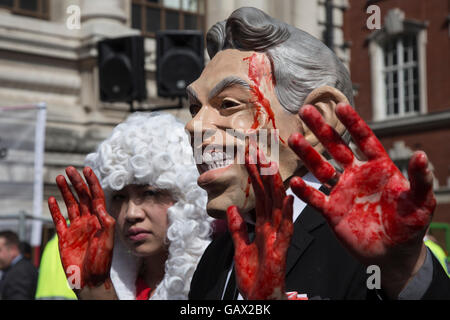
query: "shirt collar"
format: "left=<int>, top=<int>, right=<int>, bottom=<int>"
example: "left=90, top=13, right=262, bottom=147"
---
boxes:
left=286, top=172, right=322, bottom=223
left=10, top=254, right=23, bottom=267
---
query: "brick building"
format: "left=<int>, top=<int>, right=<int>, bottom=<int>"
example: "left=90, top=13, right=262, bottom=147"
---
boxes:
left=343, top=0, right=450, bottom=231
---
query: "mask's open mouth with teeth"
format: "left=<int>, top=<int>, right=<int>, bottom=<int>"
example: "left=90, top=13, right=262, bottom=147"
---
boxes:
left=197, top=148, right=236, bottom=174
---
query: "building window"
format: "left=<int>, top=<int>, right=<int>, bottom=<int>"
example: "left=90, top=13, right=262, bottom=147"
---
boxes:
left=0, top=0, right=49, bottom=20
left=131, top=0, right=205, bottom=38
left=368, top=8, right=428, bottom=121
left=383, top=34, right=420, bottom=117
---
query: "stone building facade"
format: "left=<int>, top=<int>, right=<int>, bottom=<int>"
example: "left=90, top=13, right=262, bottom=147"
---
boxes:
left=0, top=0, right=349, bottom=251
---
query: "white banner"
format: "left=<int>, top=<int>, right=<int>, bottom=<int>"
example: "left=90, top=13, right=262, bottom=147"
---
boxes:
left=0, top=103, right=47, bottom=247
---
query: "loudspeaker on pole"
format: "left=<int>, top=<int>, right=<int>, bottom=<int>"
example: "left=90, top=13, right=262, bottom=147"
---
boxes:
left=156, top=30, right=204, bottom=98
left=97, top=35, right=147, bottom=103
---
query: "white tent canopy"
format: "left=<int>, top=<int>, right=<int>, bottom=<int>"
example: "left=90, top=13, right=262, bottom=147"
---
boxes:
left=0, top=103, right=46, bottom=247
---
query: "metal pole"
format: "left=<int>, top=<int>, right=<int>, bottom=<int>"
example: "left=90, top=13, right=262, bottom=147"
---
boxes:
left=18, top=211, right=27, bottom=241
left=324, top=0, right=335, bottom=52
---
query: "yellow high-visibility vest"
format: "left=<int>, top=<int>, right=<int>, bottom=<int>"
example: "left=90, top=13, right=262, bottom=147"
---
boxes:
left=425, top=239, right=449, bottom=277
left=35, top=235, right=77, bottom=300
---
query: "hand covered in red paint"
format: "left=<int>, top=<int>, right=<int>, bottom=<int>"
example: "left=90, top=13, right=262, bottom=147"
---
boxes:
left=227, top=148, right=294, bottom=300
left=48, top=166, right=116, bottom=297
left=288, top=103, right=435, bottom=297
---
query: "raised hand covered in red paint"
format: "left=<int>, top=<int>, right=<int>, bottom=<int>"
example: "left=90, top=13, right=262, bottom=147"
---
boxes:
left=288, top=103, right=435, bottom=293
left=227, top=148, right=294, bottom=300
left=48, top=166, right=116, bottom=294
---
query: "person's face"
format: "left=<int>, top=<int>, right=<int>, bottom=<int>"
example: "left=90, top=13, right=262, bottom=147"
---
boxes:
left=109, top=185, right=173, bottom=257
left=185, top=49, right=303, bottom=221
left=0, top=238, right=14, bottom=270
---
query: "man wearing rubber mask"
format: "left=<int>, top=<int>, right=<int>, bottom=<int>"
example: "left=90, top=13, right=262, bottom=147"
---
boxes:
left=186, top=7, right=450, bottom=300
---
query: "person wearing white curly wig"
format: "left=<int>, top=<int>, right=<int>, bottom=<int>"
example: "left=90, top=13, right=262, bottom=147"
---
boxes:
left=48, top=112, right=213, bottom=300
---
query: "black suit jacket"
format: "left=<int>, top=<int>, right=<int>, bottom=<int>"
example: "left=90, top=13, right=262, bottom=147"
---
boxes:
left=189, top=205, right=450, bottom=300
left=0, top=257, right=38, bottom=300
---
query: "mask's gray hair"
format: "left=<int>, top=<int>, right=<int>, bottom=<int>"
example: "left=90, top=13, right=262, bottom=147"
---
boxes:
left=206, top=7, right=354, bottom=114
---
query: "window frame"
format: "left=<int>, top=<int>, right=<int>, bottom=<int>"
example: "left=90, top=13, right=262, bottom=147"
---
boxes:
left=131, top=0, right=206, bottom=38
left=367, top=9, right=428, bottom=121
left=0, top=0, right=50, bottom=20
left=382, top=33, right=420, bottom=118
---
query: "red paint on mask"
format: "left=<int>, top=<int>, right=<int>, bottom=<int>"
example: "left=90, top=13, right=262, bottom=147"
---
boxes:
left=244, top=53, right=285, bottom=144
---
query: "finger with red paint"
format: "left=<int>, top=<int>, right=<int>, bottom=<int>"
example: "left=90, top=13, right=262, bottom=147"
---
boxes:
left=48, top=196, right=67, bottom=236
left=407, top=151, right=434, bottom=205
left=288, top=176, right=343, bottom=227
left=267, top=162, right=287, bottom=229
left=55, top=175, right=80, bottom=223
left=226, top=205, right=254, bottom=291
left=249, top=146, right=289, bottom=232
left=245, top=153, right=268, bottom=221
left=275, top=195, right=294, bottom=249
left=288, top=132, right=337, bottom=184
left=335, top=103, right=388, bottom=161
left=83, top=166, right=115, bottom=230
left=82, top=166, right=115, bottom=279
left=228, top=145, right=293, bottom=300
left=299, top=104, right=355, bottom=169
left=257, top=158, right=275, bottom=225
left=65, top=166, right=93, bottom=217
left=226, top=204, right=256, bottom=298
left=227, top=206, right=250, bottom=248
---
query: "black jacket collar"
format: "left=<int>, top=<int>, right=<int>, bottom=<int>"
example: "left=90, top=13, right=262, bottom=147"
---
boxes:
left=286, top=204, right=326, bottom=275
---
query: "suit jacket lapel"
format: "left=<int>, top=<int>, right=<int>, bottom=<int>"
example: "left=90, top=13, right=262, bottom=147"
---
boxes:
left=285, top=204, right=327, bottom=276
left=215, top=233, right=235, bottom=299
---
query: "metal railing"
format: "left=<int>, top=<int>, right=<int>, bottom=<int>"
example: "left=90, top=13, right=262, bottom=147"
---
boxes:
left=0, top=211, right=53, bottom=241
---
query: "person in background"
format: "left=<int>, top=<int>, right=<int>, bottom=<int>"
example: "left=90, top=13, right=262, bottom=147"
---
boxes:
left=0, top=230, right=38, bottom=299
left=19, top=241, right=32, bottom=261
left=424, top=231, right=449, bottom=277
left=48, top=112, right=213, bottom=299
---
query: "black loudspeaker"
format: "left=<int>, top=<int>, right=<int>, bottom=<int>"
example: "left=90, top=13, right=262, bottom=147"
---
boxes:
left=97, top=35, right=147, bottom=103
left=156, top=30, right=204, bottom=98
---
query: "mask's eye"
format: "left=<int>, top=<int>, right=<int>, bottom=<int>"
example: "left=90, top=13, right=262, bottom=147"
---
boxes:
left=221, top=99, right=240, bottom=109
left=143, top=189, right=156, bottom=197
left=112, top=194, right=125, bottom=202
left=189, top=104, right=201, bottom=116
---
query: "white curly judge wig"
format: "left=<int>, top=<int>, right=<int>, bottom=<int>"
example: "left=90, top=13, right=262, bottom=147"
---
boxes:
left=84, top=112, right=212, bottom=300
